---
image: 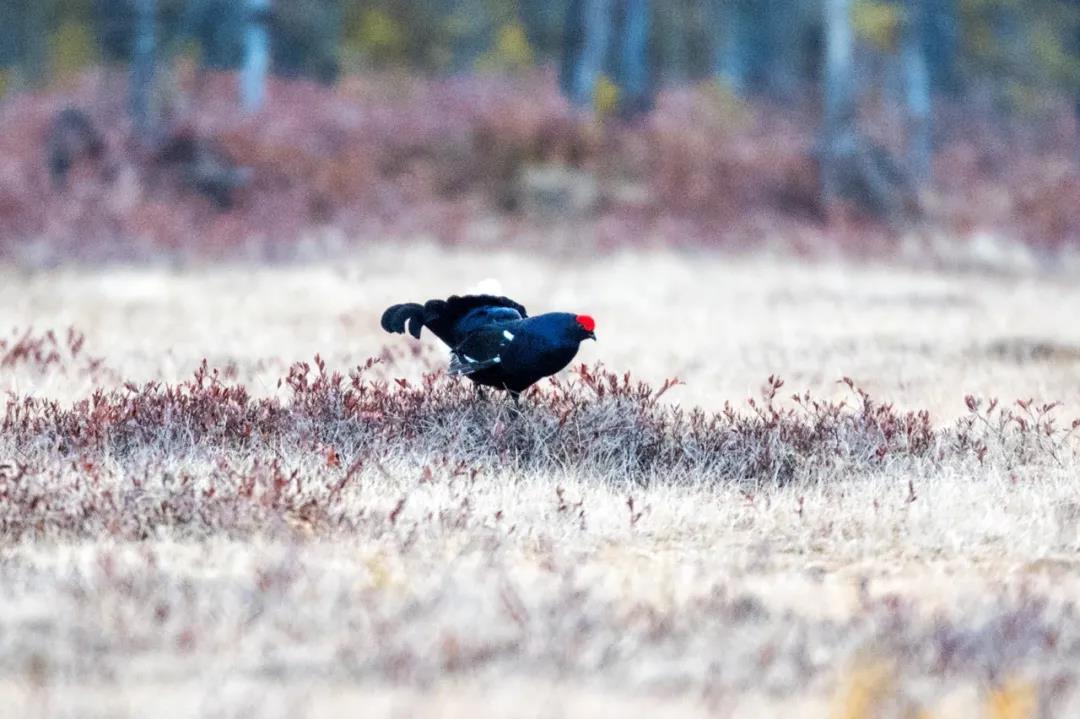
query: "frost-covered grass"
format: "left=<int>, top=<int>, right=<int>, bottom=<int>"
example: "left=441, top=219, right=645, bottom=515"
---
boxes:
left=3, top=246, right=1080, bottom=717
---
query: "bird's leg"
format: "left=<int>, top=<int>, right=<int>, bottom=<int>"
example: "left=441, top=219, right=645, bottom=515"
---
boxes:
left=508, top=390, right=521, bottom=408
left=474, top=384, right=488, bottom=402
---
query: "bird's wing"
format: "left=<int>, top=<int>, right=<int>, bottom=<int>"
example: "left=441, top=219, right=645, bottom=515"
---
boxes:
left=382, top=295, right=526, bottom=346
left=426, top=295, right=527, bottom=338
left=448, top=326, right=517, bottom=376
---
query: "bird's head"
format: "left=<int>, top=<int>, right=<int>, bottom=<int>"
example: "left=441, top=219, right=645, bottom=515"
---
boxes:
left=575, top=314, right=597, bottom=341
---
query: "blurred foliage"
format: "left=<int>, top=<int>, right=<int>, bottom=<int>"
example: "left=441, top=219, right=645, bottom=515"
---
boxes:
left=1, top=53, right=1078, bottom=255
left=271, top=0, right=341, bottom=82
left=347, top=8, right=407, bottom=67
left=593, top=73, right=620, bottom=117
left=958, top=0, right=1080, bottom=113
left=852, top=0, right=904, bottom=52
left=0, top=0, right=1077, bottom=261
left=0, top=0, right=1076, bottom=117
left=342, top=0, right=527, bottom=73
left=475, top=22, right=534, bottom=72
left=48, top=20, right=99, bottom=82
left=699, top=80, right=755, bottom=131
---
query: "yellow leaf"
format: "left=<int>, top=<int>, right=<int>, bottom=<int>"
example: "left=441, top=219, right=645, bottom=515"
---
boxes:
left=594, top=75, right=621, bottom=118
left=353, top=9, right=407, bottom=64
left=475, top=22, right=535, bottom=74
left=48, top=21, right=98, bottom=84
left=495, top=23, right=533, bottom=68
left=852, top=0, right=904, bottom=52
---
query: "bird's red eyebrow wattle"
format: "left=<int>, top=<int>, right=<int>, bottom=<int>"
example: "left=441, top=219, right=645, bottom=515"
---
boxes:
left=576, top=315, right=596, bottom=332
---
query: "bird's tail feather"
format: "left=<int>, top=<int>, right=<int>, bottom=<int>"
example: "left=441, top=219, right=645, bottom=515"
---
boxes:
left=380, top=303, right=426, bottom=338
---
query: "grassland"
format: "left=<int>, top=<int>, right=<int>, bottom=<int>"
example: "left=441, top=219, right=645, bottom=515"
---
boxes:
left=1, top=245, right=1080, bottom=718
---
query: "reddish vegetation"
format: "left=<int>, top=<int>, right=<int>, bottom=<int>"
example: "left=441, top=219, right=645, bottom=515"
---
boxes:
left=0, top=70, right=1078, bottom=261
left=3, top=339, right=1077, bottom=534
left=0, top=326, right=105, bottom=374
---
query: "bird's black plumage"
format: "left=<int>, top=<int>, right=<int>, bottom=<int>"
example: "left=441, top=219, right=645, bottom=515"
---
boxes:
left=381, top=295, right=526, bottom=345
left=381, top=294, right=595, bottom=395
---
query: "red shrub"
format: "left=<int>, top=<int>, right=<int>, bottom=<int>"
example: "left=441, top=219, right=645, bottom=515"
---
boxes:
left=0, top=70, right=1077, bottom=261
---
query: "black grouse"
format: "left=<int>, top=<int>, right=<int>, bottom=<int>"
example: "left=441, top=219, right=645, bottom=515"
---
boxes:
left=380, top=294, right=596, bottom=396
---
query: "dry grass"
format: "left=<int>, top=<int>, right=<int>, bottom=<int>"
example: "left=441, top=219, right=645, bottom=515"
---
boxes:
left=3, top=245, right=1080, bottom=717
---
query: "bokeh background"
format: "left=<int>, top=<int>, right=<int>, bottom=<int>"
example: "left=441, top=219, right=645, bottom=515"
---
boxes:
left=6, top=6, right=1080, bottom=718
left=0, top=0, right=1078, bottom=265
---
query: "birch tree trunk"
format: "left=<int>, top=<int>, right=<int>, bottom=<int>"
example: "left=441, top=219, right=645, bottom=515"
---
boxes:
left=821, top=0, right=855, bottom=207
left=130, top=0, right=157, bottom=142
left=710, top=0, right=748, bottom=94
left=903, top=0, right=932, bottom=184
left=765, top=0, right=799, bottom=101
left=616, top=0, right=651, bottom=116
left=242, top=0, right=271, bottom=112
left=923, top=0, right=959, bottom=92
left=561, top=0, right=613, bottom=108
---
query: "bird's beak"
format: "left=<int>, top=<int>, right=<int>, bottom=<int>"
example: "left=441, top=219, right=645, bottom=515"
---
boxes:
left=587, top=331, right=597, bottom=341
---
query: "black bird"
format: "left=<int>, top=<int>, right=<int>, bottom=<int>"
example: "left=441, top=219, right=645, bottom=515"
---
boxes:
left=381, top=294, right=596, bottom=397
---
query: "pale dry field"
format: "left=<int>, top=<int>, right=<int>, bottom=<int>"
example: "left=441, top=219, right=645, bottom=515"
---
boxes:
left=2, top=245, right=1080, bottom=718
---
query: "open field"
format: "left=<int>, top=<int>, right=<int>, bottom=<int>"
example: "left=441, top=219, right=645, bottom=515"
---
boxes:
left=2, top=245, right=1080, bottom=717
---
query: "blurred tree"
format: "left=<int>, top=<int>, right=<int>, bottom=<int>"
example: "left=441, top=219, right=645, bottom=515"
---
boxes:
left=904, top=0, right=932, bottom=182
left=822, top=0, right=857, bottom=207
left=561, top=0, right=612, bottom=106
left=655, top=0, right=690, bottom=83
left=0, top=5, right=18, bottom=71
left=22, top=2, right=50, bottom=86
left=617, top=0, right=652, bottom=114
left=130, top=0, right=157, bottom=141
left=560, top=0, right=652, bottom=116
left=709, top=0, right=823, bottom=100
left=343, top=0, right=456, bottom=71
left=1075, top=3, right=1080, bottom=116
left=0, top=0, right=1076, bottom=136
left=924, top=0, right=959, bottom=92
left=957, top=0, right=1080, bottom=116
left=822, top=0, right=921, bottom=220
left=710, top=0, right=751, bottom=93
left=93, top=0, right=338, bottom=84
left=92, top=0, right=184, bottom=64
left=241, top=0, right=270, bottom=110
left=0, top=3, right=49, bottom=88
left=521, top=0, right=569, bottom=59
left=92, top=0, right=136, bottom=62
left=270, top=0, right=341, bottom=83
left=765, top=0, right=804, bottom=100
left=178, top=0, right=245, bottom=69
